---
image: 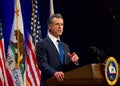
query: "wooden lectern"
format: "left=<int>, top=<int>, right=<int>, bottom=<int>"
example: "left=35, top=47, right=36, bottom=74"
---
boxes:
left=47, top=64, right=120, bottom=86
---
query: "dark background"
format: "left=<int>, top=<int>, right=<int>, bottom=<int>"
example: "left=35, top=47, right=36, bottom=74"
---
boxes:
left=51, top=0, right=120, bottom=66
left=1, top=0, right=120, bottom=66
left=39, top=0, right=120, bottom=66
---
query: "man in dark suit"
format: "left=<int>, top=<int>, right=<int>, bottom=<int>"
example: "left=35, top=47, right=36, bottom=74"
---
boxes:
left=36, top=13, right=79, bottom=86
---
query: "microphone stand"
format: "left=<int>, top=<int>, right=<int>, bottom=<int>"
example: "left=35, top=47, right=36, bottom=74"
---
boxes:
left=97, top=56, right=100, bottom=64
left=89, top=46, right=106, bottom=64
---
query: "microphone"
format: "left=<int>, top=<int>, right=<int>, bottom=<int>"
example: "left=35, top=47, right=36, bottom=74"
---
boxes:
left=89, top=46, right=106, bottom=63
left=109, top=8, right=116, bottom=19
left=109, top=8, right=120, bottom=28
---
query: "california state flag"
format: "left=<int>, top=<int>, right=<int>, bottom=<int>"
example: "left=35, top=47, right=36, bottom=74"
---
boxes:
left=6, top=0, right=25, bottom=85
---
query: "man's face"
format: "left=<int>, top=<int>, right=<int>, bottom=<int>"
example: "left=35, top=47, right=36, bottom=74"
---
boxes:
left=48, top=18, right=64, bottom=38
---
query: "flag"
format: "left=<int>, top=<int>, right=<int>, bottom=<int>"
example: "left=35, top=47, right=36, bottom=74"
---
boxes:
left=0, top=20, right=9, bottom=86
left=46, top=0, right=55, bottom=36
left=26, top=0, right=41, bottom=86
left=50, top=0, right=54, bottom=16
left=6, top=0, right=25, bottom=85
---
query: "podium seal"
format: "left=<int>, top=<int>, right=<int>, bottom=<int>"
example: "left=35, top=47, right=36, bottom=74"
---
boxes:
left=105, top=56, right=119, bottom=85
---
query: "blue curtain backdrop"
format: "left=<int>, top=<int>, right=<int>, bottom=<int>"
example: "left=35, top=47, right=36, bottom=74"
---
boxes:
left=1, top=0, right=14, bottom=54
left=1, top=0, right=50, bottom=54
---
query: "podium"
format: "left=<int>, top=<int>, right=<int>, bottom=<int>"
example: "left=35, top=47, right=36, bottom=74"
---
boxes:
left=47, top=64, right=120, bottom=86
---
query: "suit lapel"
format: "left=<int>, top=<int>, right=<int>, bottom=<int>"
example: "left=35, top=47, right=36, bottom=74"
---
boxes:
left=61, top=42, right=70, bottom=64
left=62, top=43, right=67, bottom=64
left=46, top=37, right=62, bottom=64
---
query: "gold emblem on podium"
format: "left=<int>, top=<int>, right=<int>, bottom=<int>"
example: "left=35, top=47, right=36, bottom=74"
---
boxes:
left=105, top=56, right=119, bottom=85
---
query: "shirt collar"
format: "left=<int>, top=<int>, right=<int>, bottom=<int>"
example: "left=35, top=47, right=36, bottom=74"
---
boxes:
left=48, top=32, right=60, bottom=43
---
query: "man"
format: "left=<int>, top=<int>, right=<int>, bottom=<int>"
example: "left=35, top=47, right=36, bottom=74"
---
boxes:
left=36, top=13, right=79, bottom=86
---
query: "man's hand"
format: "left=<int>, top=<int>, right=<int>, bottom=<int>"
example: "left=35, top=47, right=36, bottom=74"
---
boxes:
left=68, top=52, right=79, bottom=63
left=54, top=71, right=64, bottom=82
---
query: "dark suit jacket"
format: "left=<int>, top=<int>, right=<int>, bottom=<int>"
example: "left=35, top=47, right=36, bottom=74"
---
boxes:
left=36, top=37, right=77, bottom=80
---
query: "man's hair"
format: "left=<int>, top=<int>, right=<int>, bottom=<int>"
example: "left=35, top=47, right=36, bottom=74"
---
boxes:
left=47, top=13, right=63, bottom=25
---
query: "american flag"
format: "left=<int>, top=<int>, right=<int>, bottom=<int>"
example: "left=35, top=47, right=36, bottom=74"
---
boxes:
left=0, top=20, right=9, bottom=86
left=26, top=0, right=41, bottom=86
left=30, top=0, right=42, bottom=44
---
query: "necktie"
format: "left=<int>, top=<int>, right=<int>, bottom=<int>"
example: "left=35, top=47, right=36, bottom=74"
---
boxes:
left=57, top=40, right=64, bottom=64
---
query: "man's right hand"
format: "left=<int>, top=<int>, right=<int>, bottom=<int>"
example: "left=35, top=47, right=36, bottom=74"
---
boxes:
left=54, top=71, right=64, bottom=82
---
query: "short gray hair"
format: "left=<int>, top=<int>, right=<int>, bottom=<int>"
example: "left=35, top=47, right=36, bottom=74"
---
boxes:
left=47, top=13, right=64, bottom=25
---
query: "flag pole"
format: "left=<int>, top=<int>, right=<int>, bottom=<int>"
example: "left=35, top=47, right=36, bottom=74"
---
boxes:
left=50, top=0, right=54, bottom=16
left=32, top=0, right=37, bottom=53
left=16, top=0, right=21, bottom=69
